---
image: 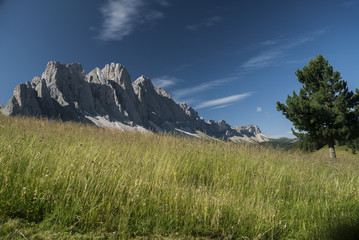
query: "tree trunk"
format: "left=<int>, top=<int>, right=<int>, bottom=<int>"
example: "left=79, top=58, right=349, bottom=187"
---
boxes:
left=328, top=141, right=336, bottom=159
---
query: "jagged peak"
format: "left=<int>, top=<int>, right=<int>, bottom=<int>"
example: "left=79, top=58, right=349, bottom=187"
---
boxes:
left=66, top=63, right=84, bottom=73
left=102, top=62, right=126, bottom=73
left=2, top=60, right=270, bottom=144
left=133, top=75, right=154, bottom=89
left=179, top=102, right=188, bottom=108
left=99, top=62, right=132, bottom=88
left=45, top=61, right=61, bottom=69
left=43, top=61, right=84, bottom=76
left=155, top=87, right=171, bottom=99
left=31, top=76, right=41, bottom=85
left=234, top=125, right=262, bottom=133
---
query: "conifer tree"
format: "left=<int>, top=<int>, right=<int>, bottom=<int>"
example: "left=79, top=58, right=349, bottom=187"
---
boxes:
left=277, top=55, right=359, bottom=158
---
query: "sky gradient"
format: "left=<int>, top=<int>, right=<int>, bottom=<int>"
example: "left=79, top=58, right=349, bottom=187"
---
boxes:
left=0, top=0, right=358, bottom=138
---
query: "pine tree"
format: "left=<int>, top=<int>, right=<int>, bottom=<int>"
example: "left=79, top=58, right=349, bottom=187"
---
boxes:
left=277, top=55, right=359, bottom=158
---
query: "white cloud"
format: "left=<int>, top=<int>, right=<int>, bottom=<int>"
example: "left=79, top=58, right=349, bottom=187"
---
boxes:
left=186, top=16, right=222, bottom=31
left=241, top=30, right=327, bottom=71
left=152, top=75, right=177, bottom=88
left=98, top=0, right=164, bottom=41
left=194, top=92, right=253, bottom=109
left=172, top=77, right=237, bottom=101
left=256, top=107, right=262, bottom=112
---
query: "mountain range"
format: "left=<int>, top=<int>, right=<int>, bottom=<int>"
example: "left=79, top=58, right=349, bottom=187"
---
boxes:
left=0, top=61, right=271, bottom=143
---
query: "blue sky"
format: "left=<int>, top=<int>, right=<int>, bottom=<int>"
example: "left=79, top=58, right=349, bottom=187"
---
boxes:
left=0, top=0, right=358, bottom=138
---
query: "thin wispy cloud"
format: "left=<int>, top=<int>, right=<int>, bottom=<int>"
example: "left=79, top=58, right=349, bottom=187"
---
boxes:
left=195, top=92, right=253, bottom=109
left=172, top=76, right=237, bottom=101
left=173, top=63, right=194, bottom=71
left=241, top=30, right=327, bottom=71
left=284, top=30, right=326, bottom=49
left=98, top=0, right=165, bottom=41
left=186, top=16, right=222, bottom=31
left=211, top=104, right=232, bottom=110
left=341, top=1, right=355, bottom=7
left=152, top=75, right=178, bottom=88
left=155, top=0, right=169, bottom=6
left=249, top=36, right=288, bottom=49
left=241, top=49, right=284, bottom=70
left=174, top=30, right=325, bottom=109
left=259, top=40, right=279, bottom=46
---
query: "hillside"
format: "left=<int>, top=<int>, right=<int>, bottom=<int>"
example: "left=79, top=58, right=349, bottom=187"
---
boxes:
left=1, top=115, right=359, bottom=239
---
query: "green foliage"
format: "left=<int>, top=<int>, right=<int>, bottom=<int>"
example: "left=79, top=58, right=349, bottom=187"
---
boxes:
left=260, top=137, right=298, bottom=149
left=346, top=138, right=359, bottom=154
left=288, top=136, right=326, bottom=152
left=1, top=115, right=359, bottom=239
left=277, top=55, right=359, bottom=149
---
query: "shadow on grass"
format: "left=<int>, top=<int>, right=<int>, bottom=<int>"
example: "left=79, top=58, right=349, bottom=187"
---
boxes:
left=329, top=220, right=359, bottom=240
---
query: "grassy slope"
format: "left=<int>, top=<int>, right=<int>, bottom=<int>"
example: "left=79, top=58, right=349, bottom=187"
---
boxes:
left=0, top=115, right=359, bottom=239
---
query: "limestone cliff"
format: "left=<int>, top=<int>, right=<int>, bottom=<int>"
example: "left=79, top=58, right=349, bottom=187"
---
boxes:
left=1, top=61, right=271, bottom=142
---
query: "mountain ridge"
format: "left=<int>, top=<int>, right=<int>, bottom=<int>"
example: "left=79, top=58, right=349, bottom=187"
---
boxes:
left=1, top=61, right=271, bottom=143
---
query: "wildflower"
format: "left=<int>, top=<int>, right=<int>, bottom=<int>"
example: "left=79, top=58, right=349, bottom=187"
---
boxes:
left=174, top=172, right=178, bottom=176
left=165, top=197, right=169, bottom=201
left=7, top=145, right=11, bottom=149
left=213, top=177, right=217, bottom=181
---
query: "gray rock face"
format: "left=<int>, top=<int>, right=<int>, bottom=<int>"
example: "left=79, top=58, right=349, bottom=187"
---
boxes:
left=234, top=125, right=262, bottom=137
left=2, top=61, right=271, bottom=143
left=133, top=76, right=192, bottom=129
left=2, top=82, right=42, bottom=116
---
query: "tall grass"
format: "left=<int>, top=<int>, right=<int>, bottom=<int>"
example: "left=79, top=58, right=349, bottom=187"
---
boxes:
left=0, top=115, right=359, bottom=239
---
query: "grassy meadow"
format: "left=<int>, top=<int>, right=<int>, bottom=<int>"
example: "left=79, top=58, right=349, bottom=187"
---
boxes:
left=0, top=114, right=359, bottom=239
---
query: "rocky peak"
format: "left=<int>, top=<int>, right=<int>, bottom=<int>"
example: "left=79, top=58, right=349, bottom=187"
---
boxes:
left=67, top=63, right=85, bottom=75
left=233, top=125, right=262, bottom=137
left=101, top=63, right=132, bottom=89
left=155, top=87, right=171, bottom=99
left=206, top=119, right=231, bottom=133
left=217, top=120, right=231, bottom=132
left=132, top=76, right=156, bottom=102
left=1, top=61, right=271, bottom=144
left=41, top=61, right=63, bottom=83
left=179, top=103, right=199, bottom=120
left=133, top=76, right=154, bottom=91
left=2, top=82, right=41, bottom=116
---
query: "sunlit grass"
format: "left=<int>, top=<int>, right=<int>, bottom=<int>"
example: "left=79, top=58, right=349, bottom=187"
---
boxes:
left=0, top=115, right=359, bottom=239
